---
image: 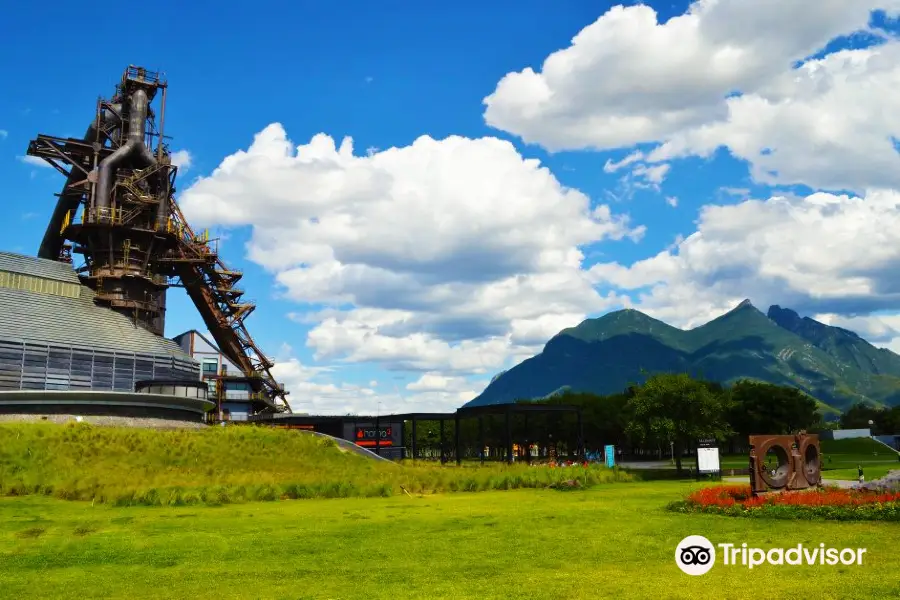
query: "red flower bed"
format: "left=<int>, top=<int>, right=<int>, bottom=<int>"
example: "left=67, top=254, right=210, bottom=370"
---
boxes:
left=670, top=484, right=900, bottom=521
left=687, top=485, right=900, bottom=508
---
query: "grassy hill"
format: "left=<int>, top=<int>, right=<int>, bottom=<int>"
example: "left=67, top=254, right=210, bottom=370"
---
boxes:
left=467, top=300, right=900, bottom=410
left=0, top=423, right=629, bottom=505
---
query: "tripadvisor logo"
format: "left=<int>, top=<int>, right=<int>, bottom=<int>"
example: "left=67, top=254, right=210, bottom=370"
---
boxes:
left=675, top=535, right=867, bottom=575
left=676, top=535, right=716, bottom=575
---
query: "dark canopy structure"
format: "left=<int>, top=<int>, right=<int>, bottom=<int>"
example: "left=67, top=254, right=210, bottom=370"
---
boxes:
left=252, top=403, right=584, bottom=464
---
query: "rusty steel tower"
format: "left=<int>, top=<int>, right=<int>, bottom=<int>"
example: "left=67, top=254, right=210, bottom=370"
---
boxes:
left=25, top=65, right=290, bottom=414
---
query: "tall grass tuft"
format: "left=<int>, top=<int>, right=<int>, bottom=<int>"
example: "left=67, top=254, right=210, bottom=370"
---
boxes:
left=0, top=423, right=632, bottom=505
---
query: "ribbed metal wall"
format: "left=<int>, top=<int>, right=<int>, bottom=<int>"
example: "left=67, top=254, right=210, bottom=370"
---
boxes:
left=0, top=252, right=200, bottom=394
left=0, top=339, right=199, bottom=392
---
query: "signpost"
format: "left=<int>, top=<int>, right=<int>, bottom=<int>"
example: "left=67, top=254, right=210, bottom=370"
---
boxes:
left=696, top=438, right=721, bottom=480
left=605, top=444, right=616, bottom=468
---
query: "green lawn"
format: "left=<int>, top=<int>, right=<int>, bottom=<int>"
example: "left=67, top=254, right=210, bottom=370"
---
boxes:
left=824, top=465, right=895, bottom=481
left=1, top=481, right=898, bottom=599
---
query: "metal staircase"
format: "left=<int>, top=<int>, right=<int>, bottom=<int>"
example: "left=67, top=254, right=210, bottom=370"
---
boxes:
left=165, top=200, right=289, bottom=410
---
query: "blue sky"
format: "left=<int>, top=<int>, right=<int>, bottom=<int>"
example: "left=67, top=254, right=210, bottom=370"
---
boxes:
left=3, top=1, right=900, bottom=414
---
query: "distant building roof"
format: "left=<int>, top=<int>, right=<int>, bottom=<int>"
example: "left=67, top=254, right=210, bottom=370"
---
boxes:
left=172, top=329, right=247, bottom=381
left=172, top=329, right=223, bottom=354
left=0, top=251, right=192, bottom=358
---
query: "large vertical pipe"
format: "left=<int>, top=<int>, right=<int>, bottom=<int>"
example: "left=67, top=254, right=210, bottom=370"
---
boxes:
left=154, top=85, right=170, bottom=227
left=128, top=89, right=149, bottom=145
left=156, top=176, right=169, bottom=226
left=95, top=88, right=156, bottom=210
left=156, top=85, right=167, bottom=162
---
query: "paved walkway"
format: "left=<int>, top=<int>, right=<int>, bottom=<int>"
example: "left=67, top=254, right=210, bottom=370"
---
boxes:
left=618, top=460, right=674, bottom=469
left=306, top=431, right=395, bottom=463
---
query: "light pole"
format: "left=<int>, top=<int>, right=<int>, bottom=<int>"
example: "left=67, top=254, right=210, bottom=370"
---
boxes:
left=375, top=401, right=382, bottom=456
left=869, top=420, right=876, bottom=456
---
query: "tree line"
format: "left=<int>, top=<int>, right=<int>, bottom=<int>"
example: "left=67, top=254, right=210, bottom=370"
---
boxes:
left=838, top=402, right=900, bottom=436
left=535, top=374, right=836, bottom=474
left=400, top=373, right=897, bottom=474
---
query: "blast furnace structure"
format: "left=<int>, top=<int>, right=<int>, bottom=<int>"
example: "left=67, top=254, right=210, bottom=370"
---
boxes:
left=23, top=65, right=289, bottom=415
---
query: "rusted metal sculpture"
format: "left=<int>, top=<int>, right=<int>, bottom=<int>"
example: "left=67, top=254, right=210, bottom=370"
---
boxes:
left=749, top=432, right=821, bottom=494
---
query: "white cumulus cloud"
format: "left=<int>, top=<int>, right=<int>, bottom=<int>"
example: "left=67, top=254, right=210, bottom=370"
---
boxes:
left=271, top=353, right=479, bottom=415
left=484, top=1, right=900, bottom=192
left=589, top=188, right=900, bottom=329
left=180, top=124, right=640, bottom=401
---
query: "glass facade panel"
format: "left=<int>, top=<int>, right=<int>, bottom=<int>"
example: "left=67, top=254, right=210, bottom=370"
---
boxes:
left=0, top=339, right=199, bottom=392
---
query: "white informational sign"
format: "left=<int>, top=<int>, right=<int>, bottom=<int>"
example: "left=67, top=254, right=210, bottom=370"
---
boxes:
left=697, top=447, right=720, bottom=473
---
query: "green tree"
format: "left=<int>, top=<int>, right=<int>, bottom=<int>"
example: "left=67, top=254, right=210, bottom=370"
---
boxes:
left=539, top=390, right=631, bottom=451
left=839, top=403, right=883, bottom=431
left=880, top=406, right=900, bottom=435
left=809, top=414, right=839, bottom=433
left=728, top=380, right=819, bottom=437
left=625, top=373, right=733, bottom=475
left=840, top=404, right=900, bottom=435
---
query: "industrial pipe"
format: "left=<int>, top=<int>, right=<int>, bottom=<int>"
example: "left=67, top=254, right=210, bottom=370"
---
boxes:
left=94, top=89, right=156, bottom=210
left=37, top=103, right=122, bottom=259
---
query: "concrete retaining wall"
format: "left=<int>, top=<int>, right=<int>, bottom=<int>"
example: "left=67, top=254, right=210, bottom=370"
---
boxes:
left=819, top=428, right=872, bottom=440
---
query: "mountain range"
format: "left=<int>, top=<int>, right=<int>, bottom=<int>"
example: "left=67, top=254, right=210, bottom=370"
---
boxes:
left=465, top=301, right=900, bottom=412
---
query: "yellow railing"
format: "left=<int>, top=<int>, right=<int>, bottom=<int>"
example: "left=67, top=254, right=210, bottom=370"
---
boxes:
left=163, top=219, right=214, bottom=256
left=60, top=210, right=72, bottom=233
left=85, top=206, right=122, bottom=225
left=117, top=180, right=154, bottom=204
left=159, top=217, right=186, bottom=240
